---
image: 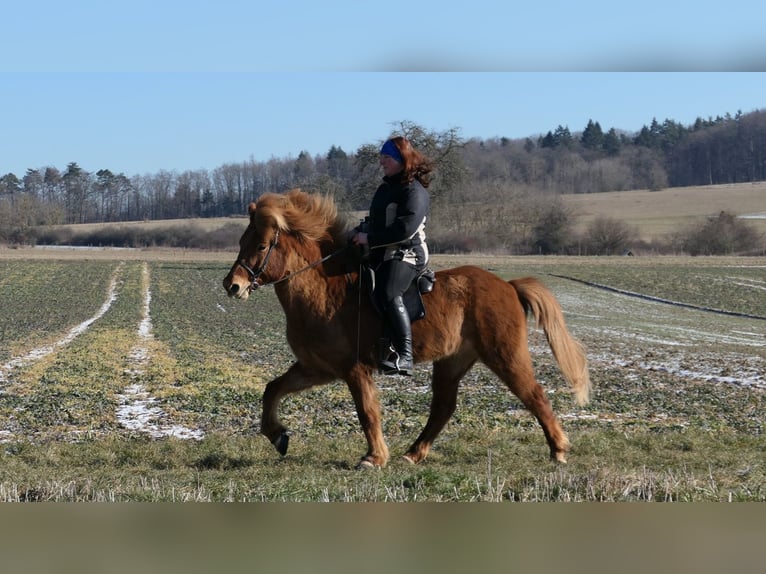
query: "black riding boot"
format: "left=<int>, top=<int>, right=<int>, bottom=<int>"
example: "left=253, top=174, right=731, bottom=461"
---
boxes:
left=379, top=296, right=414, bottom=376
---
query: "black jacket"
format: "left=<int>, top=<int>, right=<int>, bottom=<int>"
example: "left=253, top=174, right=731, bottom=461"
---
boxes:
left=367, top=174, right=429, bottom=268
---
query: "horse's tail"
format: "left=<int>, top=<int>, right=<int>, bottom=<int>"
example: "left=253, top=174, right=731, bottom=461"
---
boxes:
left=510, top=277, right=591, bottom=406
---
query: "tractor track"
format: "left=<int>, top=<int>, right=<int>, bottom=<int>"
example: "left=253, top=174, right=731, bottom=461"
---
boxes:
left=548, top=273, right=766, bottom=321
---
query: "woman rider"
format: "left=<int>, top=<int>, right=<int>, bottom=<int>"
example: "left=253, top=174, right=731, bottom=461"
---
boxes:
left=352, top=136, right=433, bottom=376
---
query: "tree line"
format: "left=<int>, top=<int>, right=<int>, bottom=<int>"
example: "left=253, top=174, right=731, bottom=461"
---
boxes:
left=1, top=111, right=765, bottom=253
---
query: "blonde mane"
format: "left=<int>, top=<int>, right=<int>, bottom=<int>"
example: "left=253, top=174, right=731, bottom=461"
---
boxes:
left=253, top=189, right=346, bottom=244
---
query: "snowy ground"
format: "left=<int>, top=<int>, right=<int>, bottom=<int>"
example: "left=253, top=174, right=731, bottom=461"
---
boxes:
left=0, top=262, right=204, bottom=442
left=115, top=262, right=204, bottom=440
left=555, top=280, right=764, bottom=390
left=1, top=260, right=762, bottom=441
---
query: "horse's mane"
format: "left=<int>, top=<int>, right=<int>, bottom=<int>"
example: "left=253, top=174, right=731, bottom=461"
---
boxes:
left=252, top=189, right=348, bottom=245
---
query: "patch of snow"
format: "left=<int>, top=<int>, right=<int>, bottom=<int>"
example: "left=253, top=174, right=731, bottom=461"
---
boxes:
left=116, top=384, right=204, bottom=440
left=116, top=263, right=204, bottom=441
left=0, top=269, right=121, bottom=383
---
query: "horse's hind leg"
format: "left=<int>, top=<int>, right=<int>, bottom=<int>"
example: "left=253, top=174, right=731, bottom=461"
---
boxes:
left=404, top=351, right=476, bottom=464
left=484, top=347, right=571, bottom=463
left=261, top=361, right=333, bottom=456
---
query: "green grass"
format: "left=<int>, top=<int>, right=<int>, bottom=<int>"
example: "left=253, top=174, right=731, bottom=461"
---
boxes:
left=0, top=260, right=118, bottom=360
left=0, top=253, right=763, bottom=501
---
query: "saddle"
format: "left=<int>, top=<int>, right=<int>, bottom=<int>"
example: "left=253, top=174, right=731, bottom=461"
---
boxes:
left=363, top=265, right=436, bottom=322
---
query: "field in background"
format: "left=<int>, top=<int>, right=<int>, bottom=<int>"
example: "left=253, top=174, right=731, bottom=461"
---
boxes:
left=46, top=215, right=246, bottom=236
left=39, top=181, right=766, bottom=247
left=562, top=181, right=766, bottom=241
left=0, top=249, right=763, bottom=501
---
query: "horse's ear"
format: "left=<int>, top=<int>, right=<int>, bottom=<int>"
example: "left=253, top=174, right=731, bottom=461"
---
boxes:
left=248, top=202, right=257, bottom=217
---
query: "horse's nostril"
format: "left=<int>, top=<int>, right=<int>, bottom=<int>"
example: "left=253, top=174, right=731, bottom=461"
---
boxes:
left=230, top=284, right=239, bottom=294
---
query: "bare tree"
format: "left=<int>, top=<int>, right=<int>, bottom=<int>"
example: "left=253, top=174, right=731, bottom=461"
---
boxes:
left=677, top=212, right=762, bottom=255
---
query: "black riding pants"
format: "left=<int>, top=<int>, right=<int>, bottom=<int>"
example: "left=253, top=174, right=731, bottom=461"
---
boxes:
left=373, top=259, right=419, bottom=311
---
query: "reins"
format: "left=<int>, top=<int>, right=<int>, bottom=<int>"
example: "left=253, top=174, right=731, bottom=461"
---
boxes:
left=239, top=231, right=350, bottom=291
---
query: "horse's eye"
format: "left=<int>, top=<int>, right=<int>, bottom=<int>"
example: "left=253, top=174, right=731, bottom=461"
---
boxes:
left=258, top=243, right=268, bottom=252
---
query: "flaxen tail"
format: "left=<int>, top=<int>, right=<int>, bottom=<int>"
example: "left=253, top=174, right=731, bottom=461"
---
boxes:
left=510, top=277, right=591, bottom=406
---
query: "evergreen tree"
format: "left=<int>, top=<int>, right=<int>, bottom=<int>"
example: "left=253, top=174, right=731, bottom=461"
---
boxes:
left=602, top=128, right=622, bottom=156
left=553, top=125, right=573, bottom=148
left=539, top=131, right=556, bottom=149
left=326, top=145, right=349, bottom=179
left=0, top=173, right=22, bottom=199
left=581, top=119, right=604, bottom=150
left=634, top=125, right=654, bottom=148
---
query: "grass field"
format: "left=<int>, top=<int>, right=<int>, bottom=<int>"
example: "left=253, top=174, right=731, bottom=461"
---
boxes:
left=0, top=249, right=764, bottom=501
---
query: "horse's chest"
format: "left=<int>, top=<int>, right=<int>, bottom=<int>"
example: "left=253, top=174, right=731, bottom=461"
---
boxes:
left=285, top=321, right=341, bottom=370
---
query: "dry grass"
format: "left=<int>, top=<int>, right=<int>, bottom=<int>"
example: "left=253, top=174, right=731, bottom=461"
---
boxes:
left=46, top=216, right=246, bottom=235
left=563, top=181, right=766, bottom=241
left=27, top=181, right=766, bottom=250
left=0, top=244, right=233, bottom=262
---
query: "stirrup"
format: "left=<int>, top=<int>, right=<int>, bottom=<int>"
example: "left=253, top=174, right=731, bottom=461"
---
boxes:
left=379, top=351, right=413, bottom=377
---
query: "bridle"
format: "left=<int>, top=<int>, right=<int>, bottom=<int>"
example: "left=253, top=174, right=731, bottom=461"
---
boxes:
left=237, top=228, right=350, bottom=292
left=237, top=229, right=280, bottom=291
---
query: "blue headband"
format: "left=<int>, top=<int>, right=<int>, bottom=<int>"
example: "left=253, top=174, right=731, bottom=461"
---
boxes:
left=380, top=139, right=403, bottom=163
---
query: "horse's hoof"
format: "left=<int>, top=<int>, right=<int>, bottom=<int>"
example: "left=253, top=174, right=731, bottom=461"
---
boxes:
left=356, top=458, right=380, bottom=470
left=552, top=451, right=567, bottom=464
left=273, top=433, right=289, bottom=456
left=401, top=454, right=416, bottom=465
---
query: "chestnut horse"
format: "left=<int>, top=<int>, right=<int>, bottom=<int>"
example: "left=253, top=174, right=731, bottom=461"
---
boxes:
left=223, top=189, right=590, bottom=468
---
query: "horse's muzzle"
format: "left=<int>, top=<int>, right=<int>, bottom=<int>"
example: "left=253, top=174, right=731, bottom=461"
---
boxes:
left=223, top=274, right=251, bottom=300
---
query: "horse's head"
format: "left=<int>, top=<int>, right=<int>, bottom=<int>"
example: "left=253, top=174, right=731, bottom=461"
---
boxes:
left=223, top=190, right=345, bottom=299
left=223, top=196, right=286, bottom=300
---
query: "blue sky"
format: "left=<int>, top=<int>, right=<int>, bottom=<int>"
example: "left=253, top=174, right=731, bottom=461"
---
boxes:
left=4, top=1, right=765, bottom=72
left=2, top=2, right=765, bottom=176
left=3, top=73, right=765, bottom=177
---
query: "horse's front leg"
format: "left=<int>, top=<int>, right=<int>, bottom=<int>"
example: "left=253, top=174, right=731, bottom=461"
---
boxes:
left=261, top=361, right=332, bottom=456
left=345, top=364, right=389, bottom=469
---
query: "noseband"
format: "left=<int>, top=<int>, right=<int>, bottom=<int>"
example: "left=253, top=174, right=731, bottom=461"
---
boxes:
left=238, top=229, right=280, bottom=291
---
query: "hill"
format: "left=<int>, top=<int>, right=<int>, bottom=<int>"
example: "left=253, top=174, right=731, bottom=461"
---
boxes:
left=34, top=182, right=765, bottom=252
left=562, top=182, right=766, bottom=242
